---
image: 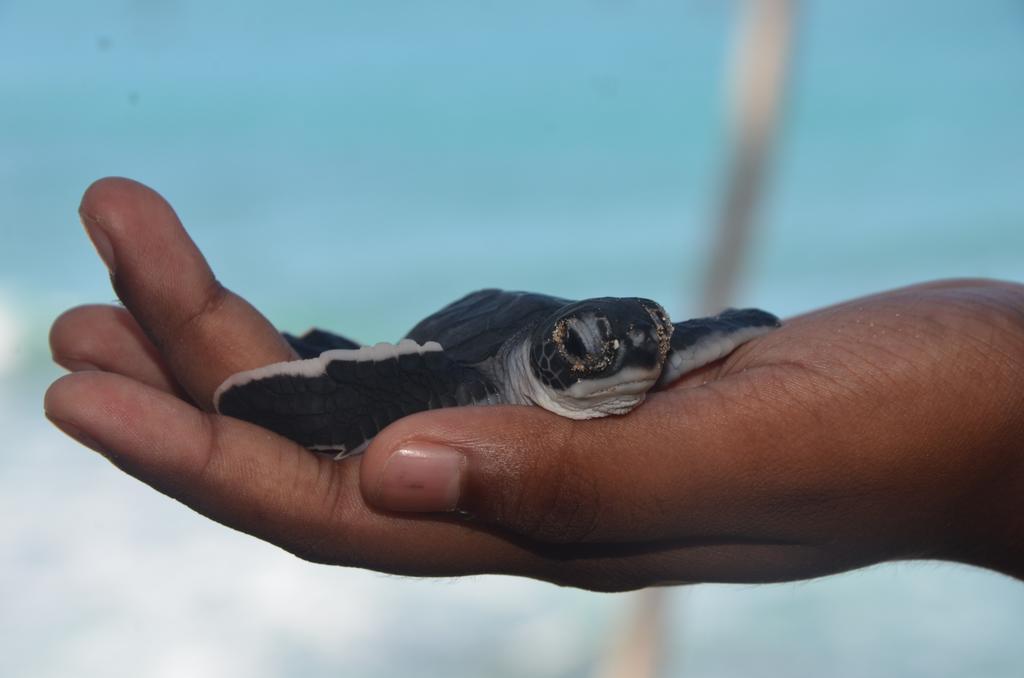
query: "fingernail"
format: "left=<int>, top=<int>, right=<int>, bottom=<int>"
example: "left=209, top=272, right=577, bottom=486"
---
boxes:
left=80, top=213, right=116, bottom=273
left=373, top=443, right=464, bottom=512
left=46, top=414, right=106, bottom=455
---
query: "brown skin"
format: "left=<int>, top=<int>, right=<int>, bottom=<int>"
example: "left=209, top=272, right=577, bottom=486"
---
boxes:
left=44, top=177, right=1024, bottom=591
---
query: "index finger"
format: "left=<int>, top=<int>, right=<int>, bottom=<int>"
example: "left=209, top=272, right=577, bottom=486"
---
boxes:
left=78, top=177, right=296, bottom=409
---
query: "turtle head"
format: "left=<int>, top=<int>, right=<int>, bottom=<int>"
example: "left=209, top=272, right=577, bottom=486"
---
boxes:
left=525, top=297, right=673, bottom=418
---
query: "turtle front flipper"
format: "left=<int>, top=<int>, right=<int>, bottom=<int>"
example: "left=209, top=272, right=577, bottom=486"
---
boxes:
left=214, top=340, right=501, bottom=458
left=657, top=308, right=780, bottom=388
left=284, top=328, right=361, bottom=359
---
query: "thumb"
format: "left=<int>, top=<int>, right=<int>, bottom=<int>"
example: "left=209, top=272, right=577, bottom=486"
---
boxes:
left=359, top=384, right=781, bottom=544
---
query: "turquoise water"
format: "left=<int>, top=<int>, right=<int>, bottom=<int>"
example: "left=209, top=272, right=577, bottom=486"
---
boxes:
left=2, top=1, right=1023, bottom=676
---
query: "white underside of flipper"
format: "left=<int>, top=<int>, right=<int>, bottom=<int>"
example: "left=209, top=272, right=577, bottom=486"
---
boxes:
left=213, top=339, right=444, bottom=413
left=657, top=325, right=775, bottom=388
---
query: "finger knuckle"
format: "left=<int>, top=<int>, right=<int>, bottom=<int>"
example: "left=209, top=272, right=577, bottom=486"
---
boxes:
left=165, top=278, right=230, bottom=348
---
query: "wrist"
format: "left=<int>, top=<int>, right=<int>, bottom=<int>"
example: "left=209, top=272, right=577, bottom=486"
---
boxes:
left=918, top=281, right=1024, bottom=580
left=968, top=441, right=1024, bottom=580
left=949, top=338, right=1024, bottom=579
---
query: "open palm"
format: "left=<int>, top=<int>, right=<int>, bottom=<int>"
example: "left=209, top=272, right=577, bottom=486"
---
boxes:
left=46, top=178, right=1024, bottom=590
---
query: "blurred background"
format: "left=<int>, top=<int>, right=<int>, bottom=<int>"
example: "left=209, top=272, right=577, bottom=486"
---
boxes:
left=2, top=1, right=1023, bottom=676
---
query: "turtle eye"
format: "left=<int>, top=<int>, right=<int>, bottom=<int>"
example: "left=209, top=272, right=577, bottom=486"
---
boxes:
left=564, top=327, right=588, bottom=360
left=555, top=315, right=619, bottom=374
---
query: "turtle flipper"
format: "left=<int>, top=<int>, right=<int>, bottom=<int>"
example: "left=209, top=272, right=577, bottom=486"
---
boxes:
left=284, top=328, right=362, bottom=359
left=657, top=308, right=780, bottom=388
left=214, top=340, right=501, bottom=458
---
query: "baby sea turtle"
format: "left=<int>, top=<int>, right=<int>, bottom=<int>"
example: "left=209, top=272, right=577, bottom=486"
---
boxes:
left=214, top=289, right=780, bottom=457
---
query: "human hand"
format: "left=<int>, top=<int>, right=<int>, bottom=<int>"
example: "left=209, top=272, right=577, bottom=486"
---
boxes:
left=45, top=178, right=1024, bottom=590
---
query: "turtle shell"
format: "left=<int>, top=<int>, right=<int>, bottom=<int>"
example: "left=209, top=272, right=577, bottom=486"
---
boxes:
left=404, top=289, right=568, bottom=364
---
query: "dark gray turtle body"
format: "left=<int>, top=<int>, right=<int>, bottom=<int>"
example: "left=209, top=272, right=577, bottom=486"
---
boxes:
left=214, top=289, right=780, bottom=457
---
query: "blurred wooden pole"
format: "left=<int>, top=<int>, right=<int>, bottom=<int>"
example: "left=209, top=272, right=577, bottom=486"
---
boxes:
left=703, top=0, right=795, bottom=314
left=594, top=2, right=795, bottom=677
left=592, top=589, right=666, bottom=678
